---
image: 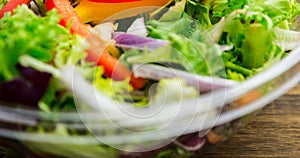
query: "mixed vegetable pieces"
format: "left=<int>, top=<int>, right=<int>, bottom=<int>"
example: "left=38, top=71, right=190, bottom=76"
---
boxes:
left=0, top=0, right=300, bottom=157
left=0, top=0, right=300, bottom=108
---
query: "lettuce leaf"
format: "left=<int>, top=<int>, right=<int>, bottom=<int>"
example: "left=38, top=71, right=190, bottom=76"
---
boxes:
left=124, top=12, right=223, bottom=76
left=0, top=6, right=94, bottom=109
left=212, top=0, right=247, bottom=18
left=211, top=0, right=300, bottom=27
left=0, top=5, right=68, bottom=80
left=182, top=0, right=299, bottom=80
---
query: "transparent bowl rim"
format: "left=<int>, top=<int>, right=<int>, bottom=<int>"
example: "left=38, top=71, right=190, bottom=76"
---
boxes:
left=0, top=44, right=300, bottom=123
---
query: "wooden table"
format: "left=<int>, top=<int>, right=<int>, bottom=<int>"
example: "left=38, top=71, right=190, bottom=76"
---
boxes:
left=201, top=84, right=300, bottom=157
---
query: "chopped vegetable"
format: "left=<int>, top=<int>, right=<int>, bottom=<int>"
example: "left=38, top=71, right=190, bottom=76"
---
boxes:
left=112, top=32, right=170, bottom=51
left=132, top=64, right=239, bottom=92
left=45, top=0, right=145, bottom=89
left=0, top=66, right=51, bottom=106
left=123, top=6, right=224, bottom=77
left=93, top=66, right=134, bottom=102
left=229, top=89, right=261, bottom=109
left=0, top=5, right=88, bottom=108
left=0, top=5, right=68, bottom=80
left=126, top=17, right=148, bottom=37
left=74, top=0, right=172, bottom=23
left=45, top=0, right=92, bottom=36
left=206, top=130, right=223, bottom=144
left=174, top=134, right=206, bottom=152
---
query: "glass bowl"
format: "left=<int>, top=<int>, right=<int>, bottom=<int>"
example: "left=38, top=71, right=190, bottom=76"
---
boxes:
left=0, top=41, right=299, bottom=158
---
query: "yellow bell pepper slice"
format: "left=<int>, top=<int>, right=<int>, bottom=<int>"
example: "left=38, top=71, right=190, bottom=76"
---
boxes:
left=75, top=0, right=172, bottom=23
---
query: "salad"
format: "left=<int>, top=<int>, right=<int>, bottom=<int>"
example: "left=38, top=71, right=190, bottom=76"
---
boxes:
left=0, top=0, right=300, bottom=157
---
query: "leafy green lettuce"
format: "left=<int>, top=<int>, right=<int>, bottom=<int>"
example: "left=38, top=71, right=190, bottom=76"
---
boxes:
left=183, top=0, right=300, bottom=80
left=0, top=5, right=98, bottom=111
left=0, top=5, right=64, bottom=80
left=122, top=0, right=224, bottom=77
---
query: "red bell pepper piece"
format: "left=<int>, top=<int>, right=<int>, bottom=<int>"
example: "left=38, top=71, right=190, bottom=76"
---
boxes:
left=45, top=0, right=145, bottom=89
left=45, top=0, right=91, bottom=36
left=0, top=0, right=31, bottom=18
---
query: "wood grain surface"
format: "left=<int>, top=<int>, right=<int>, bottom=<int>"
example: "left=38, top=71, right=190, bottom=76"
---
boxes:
left=200, top=84, right=300, bottom=158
